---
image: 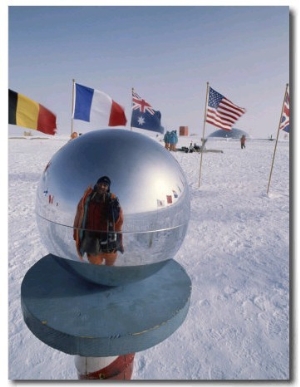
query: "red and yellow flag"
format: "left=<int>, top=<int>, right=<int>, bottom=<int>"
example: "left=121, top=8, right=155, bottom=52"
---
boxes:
left=9, top=89, right=57, bottom=135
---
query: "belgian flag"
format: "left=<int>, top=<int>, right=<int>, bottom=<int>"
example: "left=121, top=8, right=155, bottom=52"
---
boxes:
left=9, top=89, right=57, bottom=135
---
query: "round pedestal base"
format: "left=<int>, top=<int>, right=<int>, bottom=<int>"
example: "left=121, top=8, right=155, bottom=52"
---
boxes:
left=21, top=255, right=191, bottom=357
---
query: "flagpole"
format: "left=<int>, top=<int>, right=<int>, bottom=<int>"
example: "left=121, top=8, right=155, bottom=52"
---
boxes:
left=198, top=82, right=210, bottom=188
left=71, top=79, right=75, bottom=135
left=266, top=83, right=289, bottom=195
left=130, top=88, right=134, bottom=131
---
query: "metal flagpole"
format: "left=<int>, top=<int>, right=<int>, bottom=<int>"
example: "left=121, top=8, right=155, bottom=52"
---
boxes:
left=130, top=88, right=134, bottom=131
left=267, top=83, right=289, bottom=195
left=198, top=82, right=210, bottom=188
left=71, top=79, right=75, bottom=135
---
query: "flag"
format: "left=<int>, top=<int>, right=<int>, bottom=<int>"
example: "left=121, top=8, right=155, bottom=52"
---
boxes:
left=157, top=199, right=165, bottom=207
left=9, top=89, right=57, bottom=135
left=131, top=89, right=164, bottom=134
left=73, top=83, right=127, bottom=127
left=267, top=84, right=289, bottom=195
left=206, top=86, right=246, bottom=131
left=279, top=90, right=289, bottom=133
left=166, top=195, right=172, bottom=204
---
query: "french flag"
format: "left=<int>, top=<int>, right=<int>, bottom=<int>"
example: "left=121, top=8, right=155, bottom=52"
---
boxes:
left=73, top=83, right=127, bottom=127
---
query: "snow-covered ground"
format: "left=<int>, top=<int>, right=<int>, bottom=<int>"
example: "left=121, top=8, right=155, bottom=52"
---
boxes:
left=7, top=133, right=289, bottom=381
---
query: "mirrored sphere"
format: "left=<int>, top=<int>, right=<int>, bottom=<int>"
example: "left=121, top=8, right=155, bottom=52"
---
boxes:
left=36, top=129, right=190, bottom=285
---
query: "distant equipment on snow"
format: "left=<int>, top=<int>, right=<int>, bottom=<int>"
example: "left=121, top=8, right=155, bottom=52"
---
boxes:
left=179, top=126, right=189, bottom=136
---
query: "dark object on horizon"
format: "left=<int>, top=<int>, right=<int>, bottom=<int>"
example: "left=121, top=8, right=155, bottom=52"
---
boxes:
left=208, top=128, right=249, bottom=139
left=178, top=138, right=208, bottom=153
left=179, top=126, right=189, bottom=136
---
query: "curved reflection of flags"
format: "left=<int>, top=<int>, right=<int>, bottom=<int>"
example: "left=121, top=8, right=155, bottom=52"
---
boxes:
left=131, top=89, right=164, bottom=134
left=279, top=90, right=289, bottom=133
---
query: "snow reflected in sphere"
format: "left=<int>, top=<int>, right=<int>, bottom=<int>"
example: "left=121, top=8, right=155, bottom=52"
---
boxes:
left=36, top=129, right=190, bottom=286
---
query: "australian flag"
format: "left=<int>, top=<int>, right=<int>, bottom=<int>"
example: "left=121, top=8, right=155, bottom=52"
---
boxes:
left=131, top=89, right=164, bottom=134
left=279, top=90, right=289, bottom=133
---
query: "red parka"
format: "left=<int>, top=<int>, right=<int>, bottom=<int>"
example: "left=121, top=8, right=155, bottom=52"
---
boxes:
left=73, top=186, right=124, bottom=259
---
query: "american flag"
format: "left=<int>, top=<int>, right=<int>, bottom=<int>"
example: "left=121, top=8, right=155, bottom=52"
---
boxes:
left=279, top=90, right=289, bottom=133
left=206, top=87, right=246, bottom=131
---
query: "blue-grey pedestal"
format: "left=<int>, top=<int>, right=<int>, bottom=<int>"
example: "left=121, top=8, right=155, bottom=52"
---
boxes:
left=21, top=254, right=191, bottom=357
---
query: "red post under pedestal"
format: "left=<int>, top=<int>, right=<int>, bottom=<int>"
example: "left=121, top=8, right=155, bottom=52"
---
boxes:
left=75, top=354, right=135, bottom=380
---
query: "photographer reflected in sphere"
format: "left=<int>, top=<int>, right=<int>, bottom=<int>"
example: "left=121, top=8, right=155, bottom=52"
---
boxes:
left=73, top=176, right=124, bottom=266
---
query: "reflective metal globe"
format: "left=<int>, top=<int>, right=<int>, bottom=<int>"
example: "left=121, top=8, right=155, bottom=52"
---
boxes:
left=36, top=129, right=190, bottom=285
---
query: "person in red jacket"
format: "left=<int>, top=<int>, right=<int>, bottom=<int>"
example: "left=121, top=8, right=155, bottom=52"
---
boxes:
left=73, top=176, right=124, bottom=266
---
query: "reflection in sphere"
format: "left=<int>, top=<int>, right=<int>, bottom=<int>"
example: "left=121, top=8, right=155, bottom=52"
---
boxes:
left=36, top=129, right=190, bottom=285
